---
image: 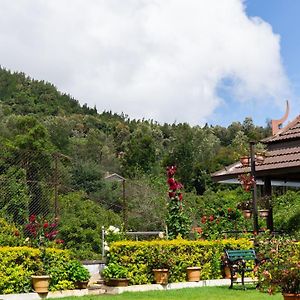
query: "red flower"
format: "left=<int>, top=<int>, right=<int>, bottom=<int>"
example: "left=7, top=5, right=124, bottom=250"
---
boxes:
left=209, top=215, right=214, bottom=222
left=178, top=193, right=183, bottom=201
left=14, top=230, right=20, bottom=237
left=169, top=192, right=175, bottom=198
left=43, top=222, right=49, bottom=229
left=166, top=166, right=176, bottom=177
left=29, top=215, right=36, bottom=223
left=55, top=239, right=64, bottom=244
left=201, top=216, right=207, bottom=224
left=167, top=178, right=176, bottom=186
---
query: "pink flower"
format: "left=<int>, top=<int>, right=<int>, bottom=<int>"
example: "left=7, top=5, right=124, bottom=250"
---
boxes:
left=209, top=215, right=214, bottom=222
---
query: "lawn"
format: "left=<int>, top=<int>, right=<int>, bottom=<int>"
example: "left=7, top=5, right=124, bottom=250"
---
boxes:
left=52, top=286, right=281, bottom=300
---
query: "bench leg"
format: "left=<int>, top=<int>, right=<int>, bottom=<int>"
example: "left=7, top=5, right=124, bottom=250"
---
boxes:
left=229, top=268, right=234, bottom=289
left=241, top=269, right=245, bottom=290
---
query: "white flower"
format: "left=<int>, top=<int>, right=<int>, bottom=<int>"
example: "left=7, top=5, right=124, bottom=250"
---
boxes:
left=114, top=227, right=120, bottom=234
left=108, top=225, right=116, bottom=232
left=158, top=232, right=164, bottom=239
left=104, top=245, right=110, bottom=251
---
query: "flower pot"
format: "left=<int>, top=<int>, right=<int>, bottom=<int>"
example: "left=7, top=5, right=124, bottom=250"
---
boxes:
left=31, top=275, right=51, bottom=294
left=256, top=153, right=265, bottom=164
left=153, top=269, right=169, bottom=284
left=75, top=280, right=89, bottom=289
left=107, top=278, right=129, bottom=287
left=186, top=267, right=201, bottom=282
left=282, top=293, right=300, bottom=300
left=259, top=209, right=269, bottom=218
left=240, top=156, right=250, bottom=167
left=242, top=209, right=252, bottom=219
left=223, top=266, right=237, bottom=280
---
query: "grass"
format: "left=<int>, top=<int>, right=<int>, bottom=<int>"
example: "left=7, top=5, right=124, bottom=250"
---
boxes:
left=52, top=286, right=281, bottom=300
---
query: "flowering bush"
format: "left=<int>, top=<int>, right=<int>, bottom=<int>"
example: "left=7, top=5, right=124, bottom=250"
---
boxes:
left=24, top=215, right=63, bottom=275
left=196, top=207, right=246, bottom=240
left=104, top=226, right=125, bottom=254
left=166, top=166, right=191, bottom=239
left=256, top=233, right=300, bottom=294
left=24, top=214, right=62, bottom=247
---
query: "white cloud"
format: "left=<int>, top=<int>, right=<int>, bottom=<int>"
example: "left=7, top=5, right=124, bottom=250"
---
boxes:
left=0, top=0, right=291, bottom=125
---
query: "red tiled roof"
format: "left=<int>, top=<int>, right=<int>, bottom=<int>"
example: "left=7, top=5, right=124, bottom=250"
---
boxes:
left=263, top=115, right=300, bottom=143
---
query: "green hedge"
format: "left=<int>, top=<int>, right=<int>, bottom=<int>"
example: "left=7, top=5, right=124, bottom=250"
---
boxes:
left=106, top=238, right=252, bottom=285
left=0, top=246, right=86, bottom=294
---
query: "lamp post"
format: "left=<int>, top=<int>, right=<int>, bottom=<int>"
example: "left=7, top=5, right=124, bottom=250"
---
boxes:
left=250, top=142, right=259, bottom=233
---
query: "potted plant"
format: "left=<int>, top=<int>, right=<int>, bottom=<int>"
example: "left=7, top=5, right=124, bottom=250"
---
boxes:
left=24, top=215, right=60, bottom=295
left=255, top=142, right=267, bottom=164
left=67, top=260, right=90, bottom=289
left=102, top=263, right=129, bottom=287
left=221, top=254, right=237, bottom=280
left=237, top=200, right=253, bottom=219
left=186, top=266, right=201, bottom=282
left=151, top=248, right=173, bottom=285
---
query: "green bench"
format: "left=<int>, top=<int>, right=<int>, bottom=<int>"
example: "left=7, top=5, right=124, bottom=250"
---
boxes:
left=225, top=249, right=258, bottom=289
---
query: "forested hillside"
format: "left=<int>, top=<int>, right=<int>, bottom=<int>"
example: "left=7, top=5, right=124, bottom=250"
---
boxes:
left=0, top=67, right=298, bottom=259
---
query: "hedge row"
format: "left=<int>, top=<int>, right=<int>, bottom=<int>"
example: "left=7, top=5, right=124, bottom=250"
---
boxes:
left=107, top=238, right=253, bottom=285
left=0, top=247, right=78, bottom=294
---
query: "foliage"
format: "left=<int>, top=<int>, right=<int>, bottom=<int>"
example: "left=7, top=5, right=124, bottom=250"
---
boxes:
left=106, top=238, right=252, bottom=285
left=0, top=218, right=23, bottom=246
left=58, top=192, right=122, bottom=259
left=166, top=166, right=191, bottom=239
left=255, top=233, right=300, bottom=294
left=67, top=260, right=90, bottom=282
left=0, top=246, right=79, bottom=294
left=273, top=191, right=300, bottom=239
left=102, top=263, right=129, bottom=279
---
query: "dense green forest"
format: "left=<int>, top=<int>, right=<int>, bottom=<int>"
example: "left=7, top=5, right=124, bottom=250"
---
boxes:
left=0, top=67, right=298, bottom=258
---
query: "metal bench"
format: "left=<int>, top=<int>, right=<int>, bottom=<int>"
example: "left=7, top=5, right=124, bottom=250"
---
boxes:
left=225, top=249, right=258, bottom=289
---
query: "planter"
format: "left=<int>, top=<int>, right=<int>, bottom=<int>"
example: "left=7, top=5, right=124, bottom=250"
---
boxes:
left=259, top=209, right=269, bottom=218
left=186, top=267, right=201, bottom=282
left=31, top=275, right=51, bottom=294
left=256, top=153, right=265, bottom=164
left=153, top=269, right=169, bottom=285
left=106, top=278, right=129, bottom=287
left=75, top=280, right=89, bottom=289
left=223, top=266, right=237, bottom=280
left=240, top=156, right=250, bottom=167
left=242, top=209, right=252, bottom=219
left=282, top=293, right=300, bottom=300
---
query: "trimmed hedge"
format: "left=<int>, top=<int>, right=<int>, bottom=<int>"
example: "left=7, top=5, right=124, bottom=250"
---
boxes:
left=0, top=246, right=85, bottom=294
left=107, top=238, right=252, bottom=285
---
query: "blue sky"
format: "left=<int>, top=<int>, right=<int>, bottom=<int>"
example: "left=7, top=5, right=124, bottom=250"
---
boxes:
left=0, top=0, right=297, bottom=127
left=211, top=0, right=300, bottom=127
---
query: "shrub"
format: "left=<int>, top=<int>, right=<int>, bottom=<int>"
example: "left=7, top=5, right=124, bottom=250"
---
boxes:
left=106, top=238, right=252, bottom=285
left=0, top=246, right=79, bottom=294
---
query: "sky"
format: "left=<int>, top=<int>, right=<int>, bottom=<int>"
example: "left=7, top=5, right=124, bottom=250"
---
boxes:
left=0, top=0, right=299, bottom=127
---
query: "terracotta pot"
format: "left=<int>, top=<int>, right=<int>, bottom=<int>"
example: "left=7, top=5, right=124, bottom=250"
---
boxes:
left=153, top=269, right=169, bottom=284
left=282, top=293, right=300, bottom=300
left=259, top=209, right=269, bottom=218
left=242, top=210, right=252, bottom=219
left=107, top=278, right=129, bottom=287
left=256, top=153, right=265, bottom=164
left=223, top=266, right=237, bottom=280
left=240, top=156, right=250, bottom=167
left=31, top=275, right=51, bottom=294
left=75, top=280, right=89, bottom=289
left=186, top=267, right=201, bottom=282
